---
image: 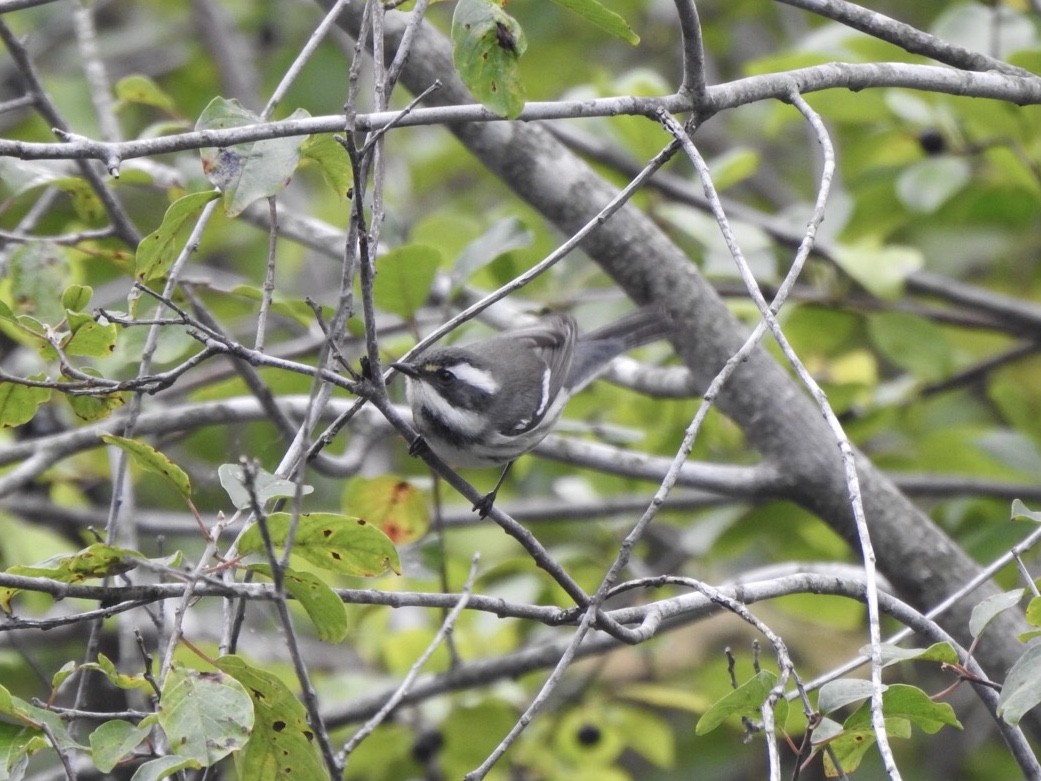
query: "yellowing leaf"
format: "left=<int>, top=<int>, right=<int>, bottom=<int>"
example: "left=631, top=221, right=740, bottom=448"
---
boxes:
left=101, top=435, right=193, bottom=500
left=64, top=370, right=125, bottom=422
left=343, top=476, right=428, bottom=545
left=216, top=655, right=327, bottom=779
left=1, top=543, right=141, bottom=611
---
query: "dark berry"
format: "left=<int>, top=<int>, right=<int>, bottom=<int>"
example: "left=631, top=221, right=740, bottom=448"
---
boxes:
left=576, top=723, right=601, bottom=746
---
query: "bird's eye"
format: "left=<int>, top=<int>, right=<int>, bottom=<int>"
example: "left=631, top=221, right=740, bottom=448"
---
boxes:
left=435, top=368, right=455, bottom=383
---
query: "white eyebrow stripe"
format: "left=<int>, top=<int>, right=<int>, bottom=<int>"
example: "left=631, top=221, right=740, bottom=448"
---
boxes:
left=449, top=362, right=500, bottom=395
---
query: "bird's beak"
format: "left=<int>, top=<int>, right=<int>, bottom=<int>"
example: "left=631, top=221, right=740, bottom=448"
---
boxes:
left=390, top=361, right=418, bottom=379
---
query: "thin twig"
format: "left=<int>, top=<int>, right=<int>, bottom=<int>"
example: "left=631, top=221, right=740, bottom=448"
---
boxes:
left=73, top=0, right=120, bottom=143
left=672, top=0, right=708, bottom=103
left=0, top=18, right=138, bottom=241
left=262, top=0, right=351, bottom=119
left=384, top=0, right=431, bottom=93
left=242, top=462, right=341, bottom=779
left=658, top=89, right=900, bottom=776
left=340, top=554, right=480, bottom=763
left=255, top=197, right=279, bottom=352
left=776, top=0, right=1033, bottom=77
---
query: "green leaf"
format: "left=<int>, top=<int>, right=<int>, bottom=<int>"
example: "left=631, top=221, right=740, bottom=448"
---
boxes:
left=300, top=133, right=352, bottom=197
left=821, top=718, right=910, bottom=776
left=555, top=708, right=625, bottom=766
left=867, top=311, right=953, bottom=382
left=997, top=643, right=1041, bottom=725
left=616, top=682, right=712, bottom=713
left=62, top=310, right=118, bottom=357
left=196, top=98, right=309, bottom=217
left=50, top=661, right=78, bottom=692
left=1026, top=596, right=1041, bottom=628
left=101, top=435, right=193, bottom=501
left=89, top=719, right=154, bottom=773
left=615, top=706, right=675, bottom=769
left=74, top=653, right=157, bottom=694
left=0, top=378, right=51, bottom=428
left=846, top=684, right=961, bottom=734
left=9, top=696, right=85, bottom=752
left=54, top=177, right=106, bottom=224
left=135, top=190, right=221, bottom=283
left=969, top=589, right=1024, bottom=638
left=9, top=242, right=70, bottom=324
left=0, top=683, right=16, bottom=716
left=817, top=678, right=880, bottom=715
left=0, top=158, right=64, bottom=196
left=0, top=304, right=54, bottom=355
left=896, top=157, right=971, bottom=213
left=115, top=74, right=178, bottom=113
left=238, top=511, right=400, bottom=577
left=373, top=244, right=441, bottom=320
left=932, top=3, right=1036, bottom=60
left=707, top=148, right=761, bottom=192
left=7, top=541, right=139, bottom=579
left=216, top=655, right=327, bottom=780
left=158, top=664, right=253, bottom=766
left=450, top=216, right=532, bottom=289
left=61, top=285, right=93, bottom=312
left=248, top=563, right=348, bottom=643
left=547, top=0, right=639, bottom=44
left=832, top=243, right=923, bottom=300
left=227, top=285, right=319, bottom=326
left=695, top=670, right=777, bottom=735
left=868, top=642, right=960, bottom=667
left=451, top=0, right=527, bottom=118
left=1012, top=498, right=1041, bottom=523
left=343, top=476, right=429, bottom=546
left=436, top=700, right=518, bottom=777
left=217, top=463, right=313, bottom=510
left=64, top=369, right=125, bottom=422
left=0, top=721, right=39, bottom=780
left=130, top=754, right=200, bottom=781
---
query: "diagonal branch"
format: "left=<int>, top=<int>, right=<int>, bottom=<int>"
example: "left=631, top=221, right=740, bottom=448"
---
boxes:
left=317, top=0, right=1041, bottom=739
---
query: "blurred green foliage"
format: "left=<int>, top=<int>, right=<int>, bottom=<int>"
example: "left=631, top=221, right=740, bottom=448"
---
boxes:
left=1, top=0, right=1040, bottom=778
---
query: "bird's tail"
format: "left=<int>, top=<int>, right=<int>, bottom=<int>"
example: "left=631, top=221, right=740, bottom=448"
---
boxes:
left=568, top=306, right=673, bottom=391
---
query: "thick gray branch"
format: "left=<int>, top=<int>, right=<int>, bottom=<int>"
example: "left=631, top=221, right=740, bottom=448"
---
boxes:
left=318, top=1, right=1039, bottom=720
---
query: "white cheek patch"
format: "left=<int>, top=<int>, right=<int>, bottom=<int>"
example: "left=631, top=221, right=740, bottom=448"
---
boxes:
left=410, top=381, right=485, bottom=436
left=446, top=362, right=500, bottom=395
